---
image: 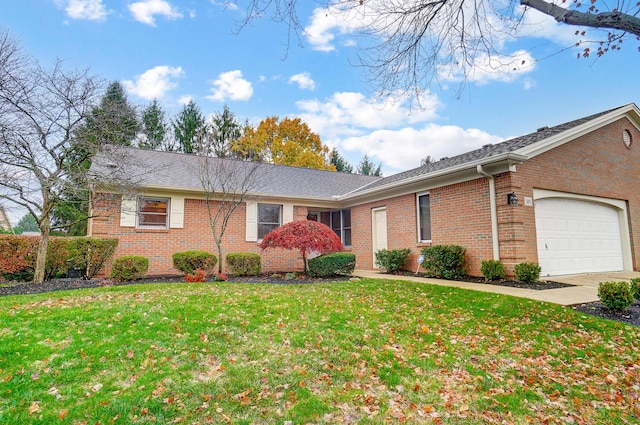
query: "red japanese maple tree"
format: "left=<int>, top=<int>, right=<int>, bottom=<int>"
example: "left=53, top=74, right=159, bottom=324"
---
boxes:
left=259, top=220, right=344, bottom=272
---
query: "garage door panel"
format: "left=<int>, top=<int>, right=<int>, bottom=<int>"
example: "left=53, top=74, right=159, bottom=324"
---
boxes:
left=535, top=198, right=623, bottom=276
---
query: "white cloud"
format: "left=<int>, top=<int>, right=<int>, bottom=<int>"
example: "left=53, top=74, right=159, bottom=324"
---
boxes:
left=304, top=6, right=364, bottom=52
left=122, top=65, right=183, bottom=100
left=293, top=90, right=503, bottom=174
left=178, top=95, right=192, bottom=105
left=288, top=72, right=316, bottom=90
left=296, top=91, right=439, bottom=140
left=57, top=0, right=108, bottom=20
left=207, top=70, right=253, bottom=102
left=440, top=50, right=536, bottom=85
left=339, top=125, right=503, bottom=172
left=128, top=0, right=183, bottom=26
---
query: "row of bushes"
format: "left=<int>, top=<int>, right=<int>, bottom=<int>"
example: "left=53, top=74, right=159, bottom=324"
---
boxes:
left=109, top=250, right=357, bottom=282
left=374, top=245, right=543, bottom=283
left=0, top=235, right=118, bottom=281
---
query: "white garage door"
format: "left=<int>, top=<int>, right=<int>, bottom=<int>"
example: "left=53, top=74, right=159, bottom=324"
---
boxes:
left=535, top=198, right=624, bottom=276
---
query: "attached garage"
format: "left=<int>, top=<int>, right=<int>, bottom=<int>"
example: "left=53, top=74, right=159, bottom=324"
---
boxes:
left=534, top=194, right=628, bottom=276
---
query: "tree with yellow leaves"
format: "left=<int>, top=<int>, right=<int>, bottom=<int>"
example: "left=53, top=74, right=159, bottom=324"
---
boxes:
left=231, top=116, right=335, bottom=171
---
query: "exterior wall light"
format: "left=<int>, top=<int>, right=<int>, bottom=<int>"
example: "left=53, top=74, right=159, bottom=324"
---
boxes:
left=507, top=192, right=518, bottom=207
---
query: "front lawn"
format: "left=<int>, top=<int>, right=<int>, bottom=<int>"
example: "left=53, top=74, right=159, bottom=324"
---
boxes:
left=1, top=279, right=638, bottom=424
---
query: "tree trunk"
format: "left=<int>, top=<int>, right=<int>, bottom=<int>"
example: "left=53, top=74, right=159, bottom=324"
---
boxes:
left=215, top=239, right=223, bottom=274
left=33, top=220, right=51, bottom=284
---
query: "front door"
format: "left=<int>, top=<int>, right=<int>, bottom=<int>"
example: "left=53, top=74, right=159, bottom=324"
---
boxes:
left=372, top=207, right=387, bottom=268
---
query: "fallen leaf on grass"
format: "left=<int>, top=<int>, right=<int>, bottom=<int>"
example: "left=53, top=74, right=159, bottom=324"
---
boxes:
left=28, top=402, right=41, bottom=415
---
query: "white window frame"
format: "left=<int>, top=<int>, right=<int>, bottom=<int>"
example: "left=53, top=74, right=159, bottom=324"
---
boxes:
left=257, top=203, right=282, bottom=240
left=416, top=192, right=431, bottom=243
left=137, top=196, right=170, bottom=229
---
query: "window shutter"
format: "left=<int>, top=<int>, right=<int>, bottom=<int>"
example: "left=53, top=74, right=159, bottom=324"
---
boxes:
left=120, top=196, right=136, bottom=227
left=170, top=196, right=184, bottom=228
left=283, top=203, right=294, bottom=224
left=245, top=201, right=257, bottom=241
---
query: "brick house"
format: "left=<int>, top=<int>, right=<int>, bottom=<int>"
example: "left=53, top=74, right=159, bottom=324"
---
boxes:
left=89, top=103, right=640, bottom=277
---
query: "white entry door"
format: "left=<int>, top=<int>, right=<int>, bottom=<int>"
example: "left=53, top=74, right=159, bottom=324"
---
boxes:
left=535, top=198, right=624, bottom=276
left=372, top=207, right=387, bottom=268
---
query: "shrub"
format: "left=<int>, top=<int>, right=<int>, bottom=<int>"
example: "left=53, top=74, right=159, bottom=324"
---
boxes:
left=514, top=262, right=541, bottom=283
left=598, top=281, right=634, bottom=312
left=215, top=273, right=228, bottom=282
left=480, top=260, right=506, bottom=281
left=308, top=252, right=356, bottom=278
left=0, top=235, right=73, bottom=281
left=630, top=277, right=640, bottom=300
left=185, top=269, right=207, bottom=283
left=374, top=248, right=411, bottom=273
left=172, top=251, right=217, bottom=275
left=110, top=256, right=149, bottom=282
left=0, top=235, right=37, bottom=281
left=420, top=245, right=466, bottom=279
left=67, top=237, right=119, bottom=279
left=226, top=252, right=261, bottom=276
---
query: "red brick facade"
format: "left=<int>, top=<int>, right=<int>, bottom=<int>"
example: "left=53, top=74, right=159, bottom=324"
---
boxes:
left=90, top=115, right=640, bottom=278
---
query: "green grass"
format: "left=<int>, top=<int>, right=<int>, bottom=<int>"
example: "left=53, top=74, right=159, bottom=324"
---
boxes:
left=0, top=279, right=638, bottom=424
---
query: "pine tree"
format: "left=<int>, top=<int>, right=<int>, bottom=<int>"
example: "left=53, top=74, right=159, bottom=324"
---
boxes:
left=139, top=99, right=167, bottom=150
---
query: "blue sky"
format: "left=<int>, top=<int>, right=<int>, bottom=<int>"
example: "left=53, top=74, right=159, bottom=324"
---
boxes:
left=1, top=0, right=639, bottom=182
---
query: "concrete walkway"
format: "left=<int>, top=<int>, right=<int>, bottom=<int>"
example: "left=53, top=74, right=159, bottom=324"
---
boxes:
left=353, top=270, right=640, bottom=306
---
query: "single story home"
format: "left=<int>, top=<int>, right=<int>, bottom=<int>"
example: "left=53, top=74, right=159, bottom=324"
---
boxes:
left=89, top=103, right=640, bottom=278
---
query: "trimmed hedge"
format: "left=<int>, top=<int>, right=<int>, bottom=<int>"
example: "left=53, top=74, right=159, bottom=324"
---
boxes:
left=67, top=237, right=119, bottom=279
left=480, top=259, right=506, bottom=281
left=172, top=251, right=218, bottom=275
left=110, top=256, right=149, bottom=282
left=420, top=245, right=466, bottom=279
left=514, top=262, right=541, bottom=283
left=598, top=281, right=634, bottom=312
left=308, top=252, right=356, bottom=278
left=226, top=252, right=261, bottom=276
left=374, top=248, right=411, bottom=273
left=0, top=235, right=116, bottom=281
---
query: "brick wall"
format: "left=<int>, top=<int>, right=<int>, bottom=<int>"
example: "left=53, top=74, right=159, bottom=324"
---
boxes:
left=501, top=117, right=640, bottom=273
left=91, top=117, right=640, bottom=278
left=91, top=197, right=309, bottom=276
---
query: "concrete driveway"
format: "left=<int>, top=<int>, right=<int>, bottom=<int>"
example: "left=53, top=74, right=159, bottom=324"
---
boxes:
left=354, top=270, right=640, bottom=306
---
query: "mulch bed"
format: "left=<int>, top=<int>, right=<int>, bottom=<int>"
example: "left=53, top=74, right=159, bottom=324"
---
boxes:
left=571, top=301, right=640, bottom=327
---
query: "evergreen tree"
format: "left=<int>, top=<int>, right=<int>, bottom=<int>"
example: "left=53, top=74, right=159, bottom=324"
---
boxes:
left=329, top=147, right=353, bottom=173
left=81, top=81, right=139, bottom=146
left=207, top=105, right=241, bottom=157
left=173, top=100, right=206, bottom=154
left=139, top=99, right=167, bottom=150
left=356, top=155, right=383, bottom=176
left=13, top=213, right=39, bottom=235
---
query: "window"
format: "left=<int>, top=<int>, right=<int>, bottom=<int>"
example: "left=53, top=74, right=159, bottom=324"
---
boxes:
left=417, top=193, right=431, bottom=242
left=258, top=203, right=281, bottom=239
left=138, top=197, right=170, bottom=228
left=331, top=208, right=351, bottom=246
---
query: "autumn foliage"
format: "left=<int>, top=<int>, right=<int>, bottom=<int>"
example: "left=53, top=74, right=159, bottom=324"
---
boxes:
left=230, top=116, right=335, bottom=170
left=259, top=220, right=344, bottom=272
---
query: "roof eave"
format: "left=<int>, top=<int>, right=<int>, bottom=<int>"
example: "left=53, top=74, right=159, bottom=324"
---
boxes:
left=516, top=103, right=640, bottom=158
left=340, top=152, right=528, bottom=202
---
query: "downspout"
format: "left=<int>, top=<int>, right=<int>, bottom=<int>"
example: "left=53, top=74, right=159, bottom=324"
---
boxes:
left=476, top=165, right=500, bottom=260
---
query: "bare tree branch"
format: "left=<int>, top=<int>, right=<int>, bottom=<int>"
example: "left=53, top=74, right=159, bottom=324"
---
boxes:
left=521, top=0, right=640, bottom=36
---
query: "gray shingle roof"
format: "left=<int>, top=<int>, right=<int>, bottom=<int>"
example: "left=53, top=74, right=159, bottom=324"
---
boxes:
left=350, top=105, right=624, bottom=194
left=92, top=147, right=381, bottom=199
left=92, top=104, right=634, bottom=202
